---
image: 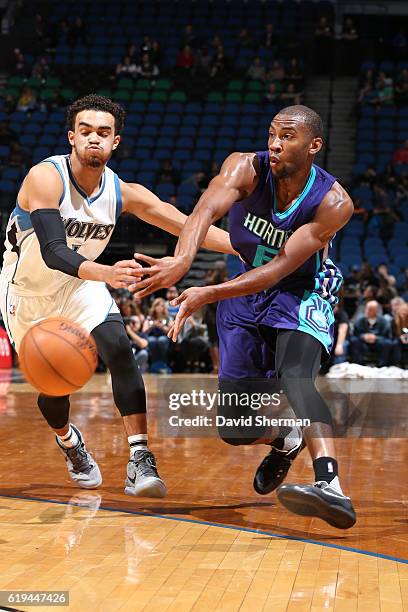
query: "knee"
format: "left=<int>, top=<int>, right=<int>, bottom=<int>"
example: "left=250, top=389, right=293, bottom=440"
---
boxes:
left=103, top=334, right=134, bottom=369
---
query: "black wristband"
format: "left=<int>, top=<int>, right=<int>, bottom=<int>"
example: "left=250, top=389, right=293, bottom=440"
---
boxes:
left=30, top=208, right=87, bottom=277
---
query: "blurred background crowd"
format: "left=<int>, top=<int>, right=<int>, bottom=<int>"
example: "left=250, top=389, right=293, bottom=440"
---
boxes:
left=0, top=0, right=407, bottom=373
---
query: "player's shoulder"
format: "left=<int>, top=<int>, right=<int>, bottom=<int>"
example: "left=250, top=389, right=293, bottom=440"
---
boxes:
left=320, top=180, right=353, bottom=221
left=26, top=159, right=64, bottom=185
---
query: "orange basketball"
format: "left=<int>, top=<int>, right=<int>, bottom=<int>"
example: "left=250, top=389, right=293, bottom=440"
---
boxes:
left=19, top=318, right=98, bottom=396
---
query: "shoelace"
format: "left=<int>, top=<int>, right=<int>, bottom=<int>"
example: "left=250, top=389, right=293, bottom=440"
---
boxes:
left=133, top=451, right=158, bottom=478
left=66, top=443, right=92, bottom=473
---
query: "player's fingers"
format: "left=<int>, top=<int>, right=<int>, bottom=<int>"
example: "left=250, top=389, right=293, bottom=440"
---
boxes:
left=137, top=265, right=160, bottom=277
left=134, top=253, right=157, bottom=266
left=118, top=260, right=143, bottom=270
left=171, top=292, right=187, bottom=306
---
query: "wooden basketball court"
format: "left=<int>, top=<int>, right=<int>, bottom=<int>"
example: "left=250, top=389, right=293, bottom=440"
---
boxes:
left=0, top=373, right=407, bottom=611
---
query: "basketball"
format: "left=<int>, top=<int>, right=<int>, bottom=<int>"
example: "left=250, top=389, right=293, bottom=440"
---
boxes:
left=19, top=318, right=98, bottom=396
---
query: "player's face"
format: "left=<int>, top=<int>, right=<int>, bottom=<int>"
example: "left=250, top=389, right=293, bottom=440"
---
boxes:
left=68, top=110, right=121, bottom=169
left=268, top=116, right=322, bottom=178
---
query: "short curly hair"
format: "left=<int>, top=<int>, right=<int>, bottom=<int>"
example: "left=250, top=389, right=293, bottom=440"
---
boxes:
left=66, top=94, right=126, bottom=134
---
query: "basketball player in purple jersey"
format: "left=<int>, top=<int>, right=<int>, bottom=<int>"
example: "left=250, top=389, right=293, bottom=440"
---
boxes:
left=132, top=105, right=356, bottom=528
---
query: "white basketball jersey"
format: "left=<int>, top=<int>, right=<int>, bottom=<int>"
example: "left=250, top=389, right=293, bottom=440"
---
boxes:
left=1, top=155, right=122, bottom=296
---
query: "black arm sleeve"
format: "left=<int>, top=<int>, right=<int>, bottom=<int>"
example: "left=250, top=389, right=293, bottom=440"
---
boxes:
left=30, top=208, right=87, bottom=277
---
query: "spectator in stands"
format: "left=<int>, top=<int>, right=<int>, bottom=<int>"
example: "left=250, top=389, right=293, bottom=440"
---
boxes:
left=392, top=140, right=408, bottom=166
left=377, top=264, right=397, bottom=290
left=237, top=29, right=255, bottom=49
left=360, top=165, right=377, bottom=185
left=176, top=45, right=195, bottom=73
left=11, top=48, right=27, bottom=76
left=151, top=40, right=163, bottom=67
left=247, top=57, right=266, bottom=81
left=56, top=19, right=70, bottom=43
left=322, top=303, right=350, bottom=372
left=314, top=16, right=334, bottom=74
left=143, top=298, right=172, bottom=370
left=341, top=18, right=359, bottom=74
left=262, top=23, right=276, bottom=50
left=165, top=286, right=180, bottom=320
left=7, top=142, right=30, bottom=170
left=68, top=17, right=87, bottom=45
left=390, top=302, right=408, bottom=367
left=395, top=68, right=408, bottom=107
left=181, top=24, right=196, bottom=49
left=376, top=273, right=398, bottom=312
left=352, top=198, right=369, bottom=223
left=126, top=43, right=138, bottom=61
left=266, top=60, right=285, bottom=83
left=385, top=296, right=405, bottom=325
left=350, top=300, right=392, bottom=367
left=210, top=48, right=227, bottom=86
left=211, top=35, right=224, bottom=52
left=281, top=83, right=303, bottom=106
left=392, top=29, right=407, bottom=61
left=264, top=82, right=282, bottom=105
left=204, top=261, right=227, bottom=373
left=136, top=53, right=159, bottom=81
left=31, top=56, right=50, bottom=81
left=116, top=55, right=138, bottom=78
left=125, top=315, right=149, bottom=373
left=360, top=262, right=378, bottom=286
left=140, top=35, right=153, bottom=55
left=369, top=73, right=394, bottom=107
left=181, top=170, right=206, bottom=192
left=286, top=57, right=304, bottom=88
left=179, top=310, right=210, bottom=373
left=195, top=45, right=212, bottom=76
left=205, top=161, right=220, bottom=183
left=157, top=159, right=180, bottom=185
left=352, top=284, right=379, bottom=320
left=371, top=183, right=399, bottom=240
left=0, top=122, right=17, bottom=147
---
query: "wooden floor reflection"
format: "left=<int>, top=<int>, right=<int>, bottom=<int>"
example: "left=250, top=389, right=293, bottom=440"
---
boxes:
left=0, top=372, right=407, bottom=610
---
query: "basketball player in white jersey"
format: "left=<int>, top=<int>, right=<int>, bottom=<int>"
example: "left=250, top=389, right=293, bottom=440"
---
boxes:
left=0, top=94, right=234, bottom=497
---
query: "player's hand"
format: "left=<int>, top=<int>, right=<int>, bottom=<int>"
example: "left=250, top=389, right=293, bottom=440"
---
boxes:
left=167, top=286, right=213, bottom=342
left=128, top=253, right=189, bottom=297
left=105, top=260, right=144, bottom=289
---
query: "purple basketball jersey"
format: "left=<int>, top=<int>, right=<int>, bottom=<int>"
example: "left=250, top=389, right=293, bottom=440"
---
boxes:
left=228, top=151, right=342, bottom=301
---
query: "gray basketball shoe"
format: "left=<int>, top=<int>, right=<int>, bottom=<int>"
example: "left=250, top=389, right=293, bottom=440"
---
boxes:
left=56, top=424, right=102, bottom=489
left=125, top=449, right=167, bottom=498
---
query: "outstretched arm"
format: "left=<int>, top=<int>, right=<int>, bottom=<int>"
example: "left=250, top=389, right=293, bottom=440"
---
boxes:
left=125, top=153, right=258, bottom=296
left=22, top=164, right=142, bottom=288
left=120, top=180, right=236, bottom=255
left=168, top=183, right=353, bottom=340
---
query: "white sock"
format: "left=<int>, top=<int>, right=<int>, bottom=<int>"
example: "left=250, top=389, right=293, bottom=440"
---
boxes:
left=274, top=426, right=302, bottom=452
left=57, top=424, right=79, bottom=448
left=128, top=434, right=148, bottom=458
left=327, top=475, right=344, bottom=495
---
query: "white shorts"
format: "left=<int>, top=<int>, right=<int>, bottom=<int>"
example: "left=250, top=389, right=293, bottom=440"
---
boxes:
left=0, top=278, right=120, bottom=352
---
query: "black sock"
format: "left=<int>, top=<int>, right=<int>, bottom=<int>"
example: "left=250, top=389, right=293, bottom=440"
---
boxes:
left=313, top=457, right=338, bottom=483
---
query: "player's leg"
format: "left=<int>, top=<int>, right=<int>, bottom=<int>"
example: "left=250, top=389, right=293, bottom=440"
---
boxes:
left=62, top=279, right=166, bottom=497
left=0, top=280, right=102, bottom=489
left=216, top=295, right=303, bottom=493
left=38, top=394, right=102, bottom=488
left=91, top=315, right=166, bottom=498
left=266, top=328, right=356, bottom=529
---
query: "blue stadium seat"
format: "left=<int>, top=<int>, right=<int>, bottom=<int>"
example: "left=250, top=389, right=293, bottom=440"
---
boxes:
left=156, top=184, right=175, bottom=199
left=139, top=159, right=160, bottom=172
left=2, top=168, right=22, bottom=180
left=178, top=183, right=198, bottom=197
left=0, top=180, right=16, bottom=193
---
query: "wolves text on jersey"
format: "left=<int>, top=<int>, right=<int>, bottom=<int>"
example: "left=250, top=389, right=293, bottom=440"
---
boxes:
left=63, top=218, right=114, bottom=241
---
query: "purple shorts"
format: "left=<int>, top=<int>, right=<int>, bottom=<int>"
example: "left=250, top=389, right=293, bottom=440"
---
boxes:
left=217, top=289, right=335, bottom=380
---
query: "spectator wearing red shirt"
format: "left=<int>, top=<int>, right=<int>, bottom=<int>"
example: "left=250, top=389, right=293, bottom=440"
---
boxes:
left=392, top=140, right=408, bottom=165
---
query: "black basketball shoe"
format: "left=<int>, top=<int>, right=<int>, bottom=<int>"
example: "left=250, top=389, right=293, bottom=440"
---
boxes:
left=253, top=427, right=304, bottom=495
left=277, top=480, right=357, bottom=529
